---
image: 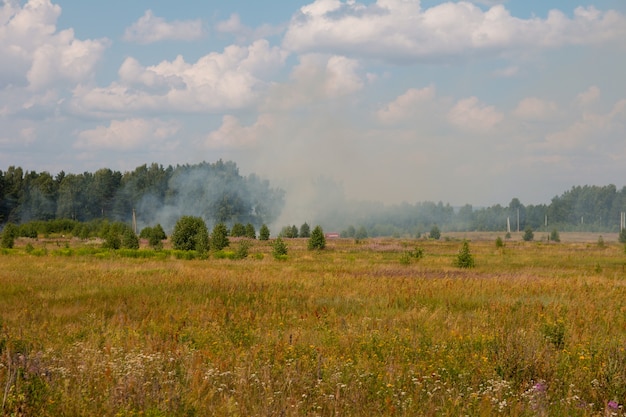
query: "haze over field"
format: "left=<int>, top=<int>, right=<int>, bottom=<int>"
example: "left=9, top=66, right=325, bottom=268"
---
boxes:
left=1, top=0, right=625, bottom=210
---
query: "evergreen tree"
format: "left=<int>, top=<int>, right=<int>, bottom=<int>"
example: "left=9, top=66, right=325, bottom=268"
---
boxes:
left=0, top=223, right=18, bottom=248
left=259, top=224, right=270, bottom=240
left=308, top=225, right=326, bottom=250
left=429, top=225, right=441, bottom=240
left=454, top=240, right=475, bottom=268
left=272, top=237, right=288, bottom=259
left=299, top=222, right=311, bottom=238
left=245, top=223, right=256, bottom=239
left=230, top=222, right=246, bottom=237
left=121, top=227, right=139, bottom=249
left=211, top=223, right=230, bottom=251
left=523, top=227, right=534, bottom=242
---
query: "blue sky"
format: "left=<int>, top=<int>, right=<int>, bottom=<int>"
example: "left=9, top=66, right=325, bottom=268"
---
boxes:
left=1, top=0, right=625, bottom=212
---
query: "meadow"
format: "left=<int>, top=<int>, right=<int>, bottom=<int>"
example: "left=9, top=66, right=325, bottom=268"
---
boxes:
left=1, top=233, right=626, bottom=416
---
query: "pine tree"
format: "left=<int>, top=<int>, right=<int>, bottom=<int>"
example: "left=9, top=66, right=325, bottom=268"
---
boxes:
left=211, top=223, right=230, bottom=251
left=308, top=225, right=326, bottom=250
left=454, top=240, right=475, bottom=268
left=259, top=224, right=270, bottom=240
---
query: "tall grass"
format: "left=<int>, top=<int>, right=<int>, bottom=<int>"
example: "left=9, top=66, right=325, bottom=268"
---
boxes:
left=1, top=236, right=626, bottom=415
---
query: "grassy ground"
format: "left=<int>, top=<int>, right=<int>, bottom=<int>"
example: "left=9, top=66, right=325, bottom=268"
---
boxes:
left=1, top=234, right=626, bottom=416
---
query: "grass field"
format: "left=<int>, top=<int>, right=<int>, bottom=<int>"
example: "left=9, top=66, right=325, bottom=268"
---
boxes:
left=1, top=233, right=626, bottom=416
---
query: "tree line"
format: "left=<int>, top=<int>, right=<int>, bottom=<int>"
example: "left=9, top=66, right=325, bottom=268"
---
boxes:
left=0, top=160, right=284, bottom=232
left=1, top=160, right=625, bottom=236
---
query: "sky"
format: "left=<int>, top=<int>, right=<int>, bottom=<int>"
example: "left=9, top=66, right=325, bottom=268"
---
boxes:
left=1, top=0, right=625, bottom=209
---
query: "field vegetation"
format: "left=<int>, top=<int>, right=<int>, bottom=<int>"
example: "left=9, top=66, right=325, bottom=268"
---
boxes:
left=1, top=233, right=626, bottom=416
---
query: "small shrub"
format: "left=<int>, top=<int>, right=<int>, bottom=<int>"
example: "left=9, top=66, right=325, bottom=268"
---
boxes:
left=619, top=228, right=626, bottom=243
left=454, top=240, right=475, bottom=268
left=429, top=225, right=441, bottom=240
left=522, top=227, right=534, bottom=242
left=25, top=243, right=35, bottom=253
left=211, top=223, right=230, bottom=252
left=272, top=237, right=288, bottom=259
left=1, top=223, right=18, bottom=248
left=597, top=235, right=605, bottom=248
left=234, top=240, right=251, bottom=259
left=495, top=236, right=504, bottom=248
left=550, top=229, right=560, bottom=242
left=259, top=224, right=270, bottom=241
left=308, top=225, right=326, bottom=250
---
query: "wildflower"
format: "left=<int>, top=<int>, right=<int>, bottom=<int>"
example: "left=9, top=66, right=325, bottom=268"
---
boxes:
left=608, top=400, right=619, bottom=410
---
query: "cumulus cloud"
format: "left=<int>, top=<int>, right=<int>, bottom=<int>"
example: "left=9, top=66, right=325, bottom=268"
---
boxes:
left=215, top=13, right=284, bottom=42
left=263, top=54, right=364, bottom=111
left=75, top=118, right=180, bottom=150
left=283, top=0, right=626, bottom=63
left=205, top=114, right=275, bottom=149
left=542, top=99, right=626, bottom=152
left=513, top=97, right=558, bottom=121
left=376, top=85, right=436, bottom=123
left=0, top=0, right=109, bottom=90
left=70, top=40, right=287, bottom=116
left=123, top=10, right=203, bottom=44
left=447, top=96, right=503, bottom=132
left=576, top=86, right=601, bottom=107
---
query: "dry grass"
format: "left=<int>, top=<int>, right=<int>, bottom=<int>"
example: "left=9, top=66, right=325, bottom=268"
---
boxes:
left=1, top=235, right=626, bottom=416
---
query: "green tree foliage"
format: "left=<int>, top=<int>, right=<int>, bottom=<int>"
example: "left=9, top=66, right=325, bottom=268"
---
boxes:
left=454, top=240, right=475, bottom=268
left=230, top=223, right=246, bottom=237
left=429, top=225, right=441, bottom=240
left=619, top=228, right=626, bottom=244
left=308, top=225, right=326, bottom=250
left=523, top=227, right=534, bottom=242
left=495, top=236, right=504, bottom=248
left=550, top=229, right=561, bottom=242
left=121, top=227, right=139, bottom=249
left=355, top=226, right=368, bottom=240
left=299, top=222, right=311, bottom=238
left=259, top=224, right=270, bottom=241
left=245, top=223, right=256, bottom=239
left=272, top=237, right=288, bottom=259
left=1, top=223, right=18, bottom=248
left=140, top=225, right=166, bottom=250
left=211, top=223, right=230, bottom=252
left=171, top=216, right=209, bottom=252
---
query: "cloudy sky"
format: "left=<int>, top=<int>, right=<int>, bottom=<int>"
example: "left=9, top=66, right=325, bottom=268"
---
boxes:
left=1, top=0, right=625, bottom=207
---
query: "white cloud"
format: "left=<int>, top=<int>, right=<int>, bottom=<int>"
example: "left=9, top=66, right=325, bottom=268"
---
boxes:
left=263, top=54, right=364, bottom=111
left=542, top=99, right=626, bottom=151
left=492, top=65, right=518, bottom=78
left=123, top=10, right=203, bottom=44
left=513, top=97, right=558, bottom=121
left=75, top=118, right=180, bottom=150
left=71, top=40, right=287, bottom=116
left=215, top=13, right=285, bottom=42
left=447, top=96, right=503, bottom=132
left=377, top=85, right=436, bottom=123
left=205, top=114, right=274, bottom=149
left=0, top=0, right=109, bottom=90
left=576, top=86, right=601, bottom=107
left=283, top=1, right=626, bottom=63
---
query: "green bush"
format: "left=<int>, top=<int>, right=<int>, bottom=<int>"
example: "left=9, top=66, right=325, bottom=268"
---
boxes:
left=171, top=216, right=209, bottom=252
left=522, top=227, right=534, bottom=242
left=211, top=223, right=230, bottom=252
left=454, top=240, right=475, bottom=268
left=1, top=223, right=18, bottom=248
left=308, top=225, right=326, bottom=250
left=429, top=225, right=441, bottom=240
left=495, top=236, right=504, bottom=248
left=272, top=237, right=288, bottom=259
left=259, top=224, right=270, bottom=241
left=550, top=229, right=560, bottom=242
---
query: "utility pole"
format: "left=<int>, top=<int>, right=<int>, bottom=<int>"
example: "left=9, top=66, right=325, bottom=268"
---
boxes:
left=132, top=208, right=137, bottom=234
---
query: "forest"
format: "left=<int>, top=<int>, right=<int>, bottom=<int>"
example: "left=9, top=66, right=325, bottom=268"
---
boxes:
left=1, top=160, right=625, bottom=235
left=0, top=160, right=285, bottom=233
